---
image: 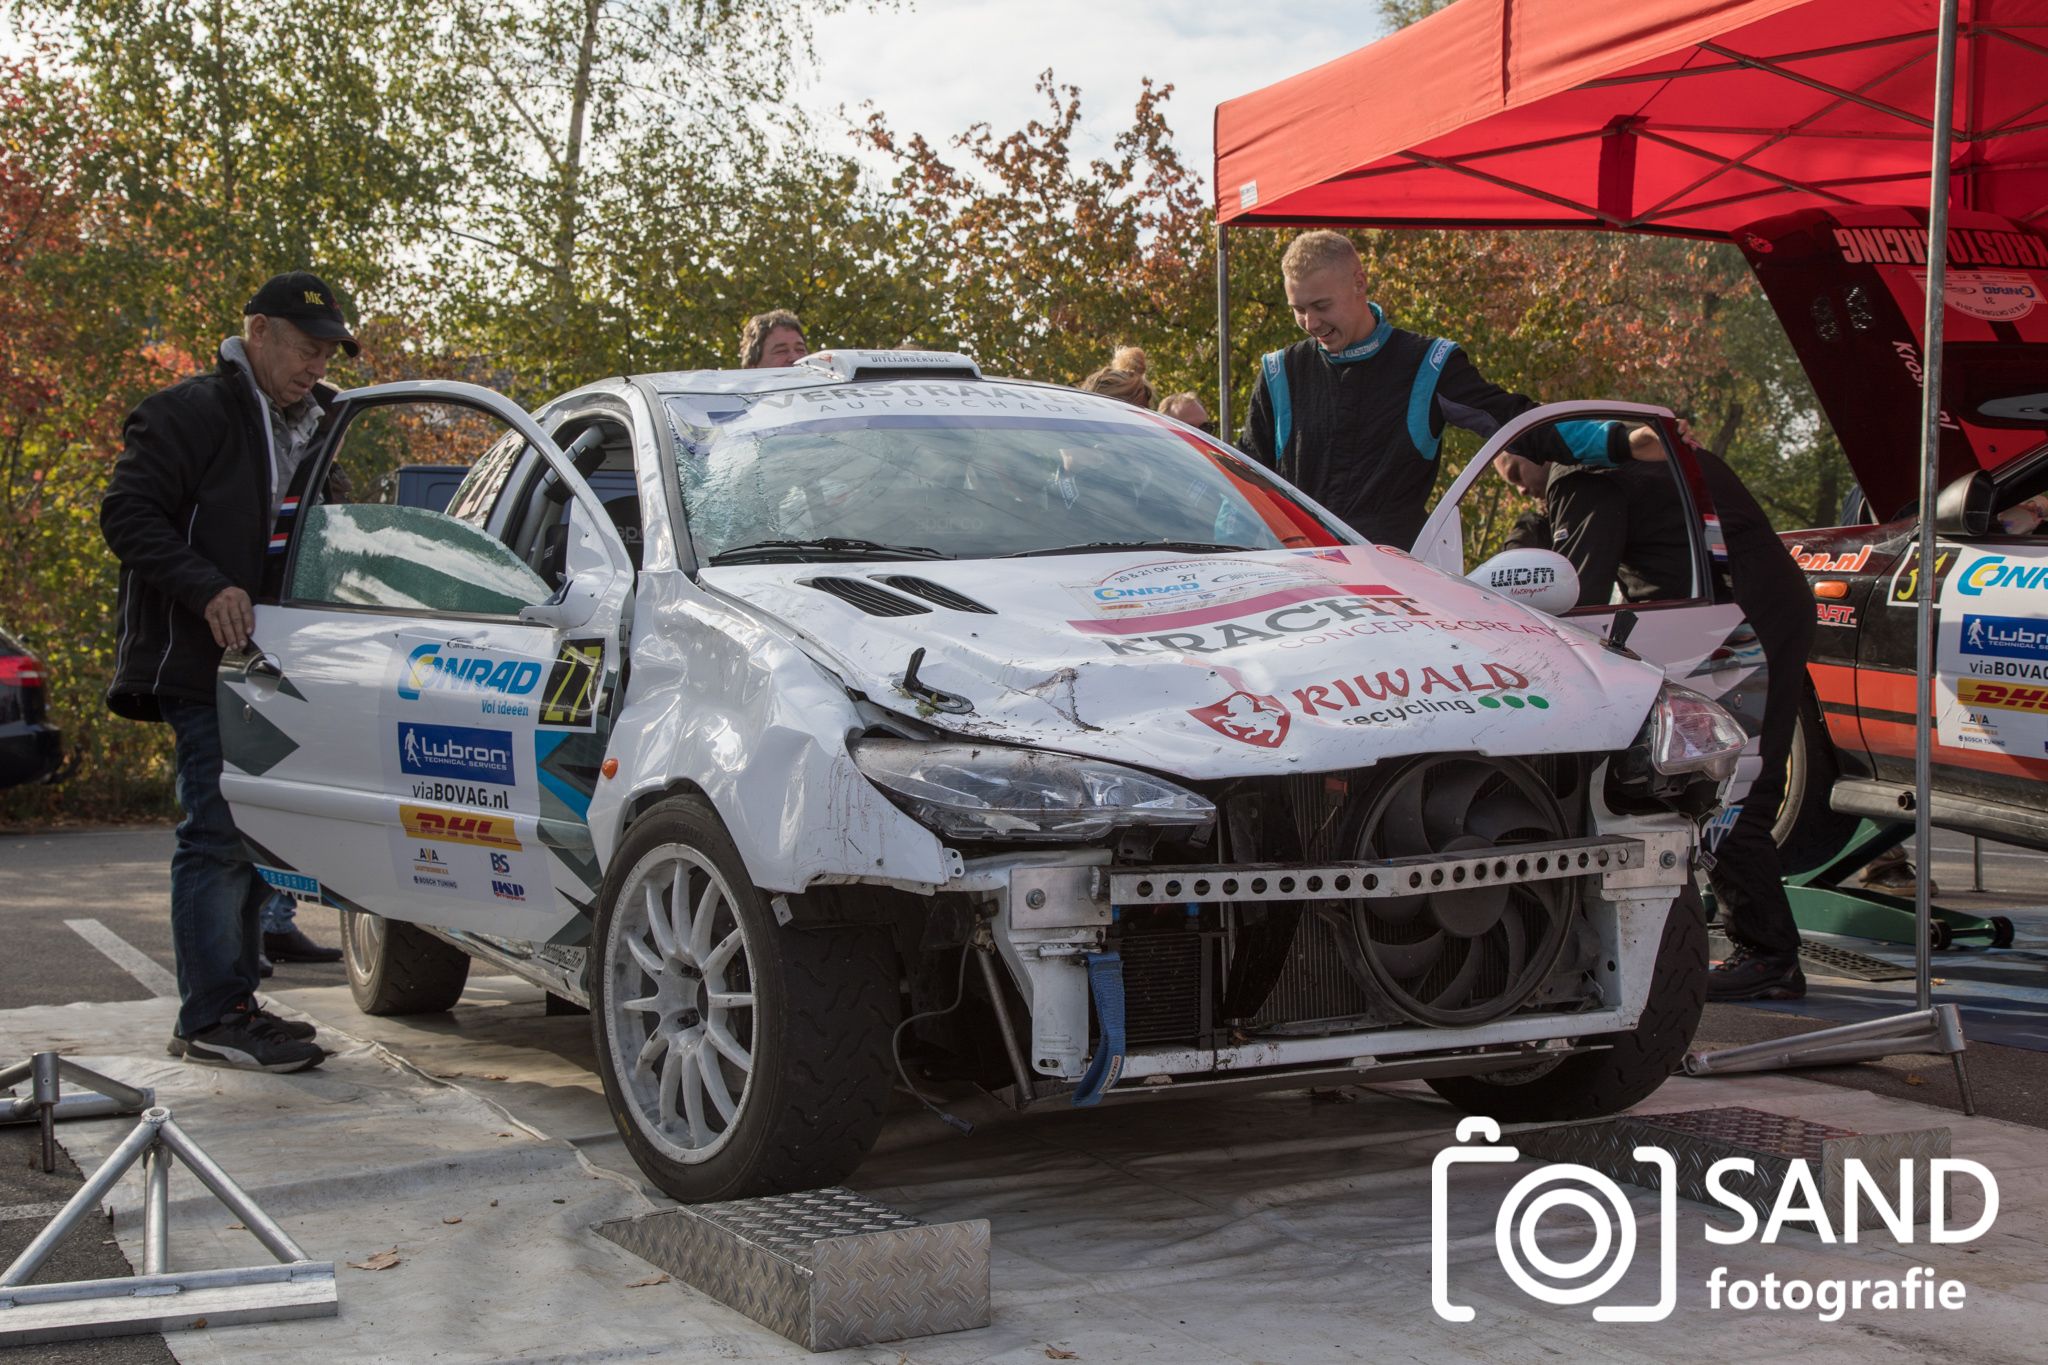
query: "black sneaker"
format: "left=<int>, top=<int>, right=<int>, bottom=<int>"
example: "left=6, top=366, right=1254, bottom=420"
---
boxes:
left=252, top=1004, right=317, bottom=1042
left=263, top=927, right=343, bottom=964
left=183, top=1011, right=326, bottom=1073
left=1707, top=945, right=1807, bottom=1001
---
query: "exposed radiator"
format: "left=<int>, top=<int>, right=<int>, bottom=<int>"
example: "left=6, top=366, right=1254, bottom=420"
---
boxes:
left=1116, top=925, right=1205, bottom=1048
left=1248, top=912, right=1376, bottom=1028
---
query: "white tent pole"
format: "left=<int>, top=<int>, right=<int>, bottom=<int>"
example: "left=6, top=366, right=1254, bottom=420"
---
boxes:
left=1913, top=0, right=1962, bottom=1014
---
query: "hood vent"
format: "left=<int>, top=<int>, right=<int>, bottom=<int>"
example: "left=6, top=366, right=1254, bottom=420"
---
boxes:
left=802, top=576, right=931, bottom=617
left=880, top=576, right=997, bottom=614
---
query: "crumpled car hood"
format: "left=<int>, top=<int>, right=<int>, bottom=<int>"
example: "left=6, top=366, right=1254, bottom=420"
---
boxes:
left=701, top=546, right=1664, bottom=777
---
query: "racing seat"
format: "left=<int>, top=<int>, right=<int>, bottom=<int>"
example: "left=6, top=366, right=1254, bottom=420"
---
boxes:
left=532, top=494, right=642, bottom=585
left=604, top=494, right=643, bottom=570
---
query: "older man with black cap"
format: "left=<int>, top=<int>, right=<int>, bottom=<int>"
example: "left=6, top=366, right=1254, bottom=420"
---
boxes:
left=101, top=271, right=361, bottom=1073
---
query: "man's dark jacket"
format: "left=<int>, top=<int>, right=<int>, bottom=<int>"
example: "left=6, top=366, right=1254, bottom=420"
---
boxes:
left=100, top=354, right=334, bottom=722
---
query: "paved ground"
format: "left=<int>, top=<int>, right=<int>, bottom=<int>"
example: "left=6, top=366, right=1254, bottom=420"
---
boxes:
left=1, top=823, right=2043, bottom=1359
left=1, top=827, right=340, bottom=1362
left=0, top=1126, right=176, bottom=1365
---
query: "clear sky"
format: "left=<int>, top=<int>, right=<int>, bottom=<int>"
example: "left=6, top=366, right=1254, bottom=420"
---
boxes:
left=799, top=1, right=1391, bottom=192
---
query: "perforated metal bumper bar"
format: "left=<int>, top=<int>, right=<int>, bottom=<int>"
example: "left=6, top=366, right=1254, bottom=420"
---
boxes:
left=1107, top=835, right=1642, bottom=907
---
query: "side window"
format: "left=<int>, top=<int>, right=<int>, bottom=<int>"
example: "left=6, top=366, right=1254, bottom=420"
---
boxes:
left=288, top=504, right=552, bottom=615
left=445, top=431, right=524, bottom=529
left=502, top=415, right=637, bottom=586
left=288, top=400, right=554, bottom=617
left=1450, top=415, right=1705, bottom=609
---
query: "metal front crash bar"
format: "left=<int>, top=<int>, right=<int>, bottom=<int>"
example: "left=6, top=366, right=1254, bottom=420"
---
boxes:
left=1108, top=835, right=1648, bottom=907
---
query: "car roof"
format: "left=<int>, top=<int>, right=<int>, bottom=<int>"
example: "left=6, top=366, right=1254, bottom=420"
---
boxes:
left=548, top=351, right=1078, bottom=406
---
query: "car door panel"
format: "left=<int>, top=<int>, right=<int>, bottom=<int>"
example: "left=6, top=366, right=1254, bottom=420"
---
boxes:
left=1413, top=402, right=1765, bottom=802
left=220, top=382, right=630, bottom=941
left=1931, top=538, right=2048, bottom=807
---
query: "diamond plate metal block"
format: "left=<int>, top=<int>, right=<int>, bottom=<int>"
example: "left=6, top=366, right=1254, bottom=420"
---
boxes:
left=593, top=1188, right=989, bottom=1352
left=1518, top=1106, right=1950, bottom=1235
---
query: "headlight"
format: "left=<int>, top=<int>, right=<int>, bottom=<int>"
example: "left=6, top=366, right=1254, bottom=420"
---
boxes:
left=1636, top=683, right=1748, bottom=780
left=851, top=739, right=1215, bottom=843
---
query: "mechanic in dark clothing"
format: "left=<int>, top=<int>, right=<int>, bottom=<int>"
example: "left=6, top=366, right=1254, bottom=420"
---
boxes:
left=1495, top=444, right=1693, bottom=606
left=1519, top=424, right=1813, bottom=999
left=1240, top=230, right=1586, bottom=547
left=100, top=273, right=358, bottom=1072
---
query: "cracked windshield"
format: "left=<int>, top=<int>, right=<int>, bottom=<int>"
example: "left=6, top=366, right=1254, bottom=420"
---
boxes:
left=666, top=385, right=1344, bottom=562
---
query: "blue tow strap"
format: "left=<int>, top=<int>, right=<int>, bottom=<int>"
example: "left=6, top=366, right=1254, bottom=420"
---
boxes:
left=1072, top=951, right=1126, bottom=1107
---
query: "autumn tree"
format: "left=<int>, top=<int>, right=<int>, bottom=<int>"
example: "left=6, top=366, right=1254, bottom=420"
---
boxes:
left=17, top=0, right=465, bottom=364
left=0, top=56, right=185, bottom=820
left=858, top=74, right=1224, bottom=397
left=433, top=0, right=871, bottom=392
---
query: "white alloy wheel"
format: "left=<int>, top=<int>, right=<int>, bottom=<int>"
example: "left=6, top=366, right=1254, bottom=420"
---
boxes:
left=603, top=846, right=757, bottom=1164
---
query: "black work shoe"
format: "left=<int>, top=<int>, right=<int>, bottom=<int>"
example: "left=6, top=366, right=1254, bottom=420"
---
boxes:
left=264, top=927, right=343, bottom=964
left=1708, top=945, right=1807, bottom=1001
left=259, top=951, right=274, bottom=979
left=253, top=1004, right=317, bottom=1042
left=182, top=1011, right=326, bottom=1073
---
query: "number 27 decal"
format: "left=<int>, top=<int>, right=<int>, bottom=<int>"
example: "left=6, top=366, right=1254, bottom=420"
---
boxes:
left=538, top=639, right=604, bottom=729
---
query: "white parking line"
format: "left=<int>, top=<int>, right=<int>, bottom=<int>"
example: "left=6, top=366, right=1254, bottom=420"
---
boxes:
left=64, top=918, right=178, bottom=999
left=0, top=1200, right=84, bottom=1223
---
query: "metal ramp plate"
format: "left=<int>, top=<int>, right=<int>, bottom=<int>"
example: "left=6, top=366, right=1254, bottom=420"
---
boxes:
left=1518, top=1106, right=1950, bottom=1235
left=1710, top=930, right=1916, bottom=982
left=593, top=1187, right=989, bottom=1352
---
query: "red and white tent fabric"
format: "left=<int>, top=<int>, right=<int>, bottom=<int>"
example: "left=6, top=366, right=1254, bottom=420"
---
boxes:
left=1214, top=0, right=2048, bottom=238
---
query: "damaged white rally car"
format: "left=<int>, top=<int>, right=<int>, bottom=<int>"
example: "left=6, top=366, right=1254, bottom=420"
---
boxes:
left=221, top=350, right=1753, bottom=1201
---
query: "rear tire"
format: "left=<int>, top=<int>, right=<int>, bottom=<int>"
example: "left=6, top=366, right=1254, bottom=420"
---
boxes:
left=1425, top=887, right=1707, bottom=1122
left=591, top=796, right=899, bottom=1203
left=1772, top=687, right=1861, bottom=876
left=341, top=910, right=471, bottom=1015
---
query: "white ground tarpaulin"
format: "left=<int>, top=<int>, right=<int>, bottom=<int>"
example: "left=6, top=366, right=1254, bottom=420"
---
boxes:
left=4, top=982, right=2044, bottom=1363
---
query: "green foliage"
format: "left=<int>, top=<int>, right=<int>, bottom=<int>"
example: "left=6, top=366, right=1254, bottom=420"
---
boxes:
left=1377, top=0, right=1456, bottom=29
left=0, top=16, right=1852, bottom=825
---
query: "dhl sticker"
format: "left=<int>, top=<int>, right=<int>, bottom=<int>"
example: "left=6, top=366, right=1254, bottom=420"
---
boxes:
left=399, top=803, right=523, bottom=850
left=1956, top=679, right=2048, bottom=715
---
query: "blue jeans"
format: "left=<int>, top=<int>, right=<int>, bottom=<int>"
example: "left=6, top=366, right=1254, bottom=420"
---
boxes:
left=260, top=889, right=298, bottom=935
left=161, top=699, right=264, bottom=1036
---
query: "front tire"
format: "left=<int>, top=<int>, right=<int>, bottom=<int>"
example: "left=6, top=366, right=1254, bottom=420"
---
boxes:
left=1772, top=687, right=1861, bottom=876
left=341, top=910, right=471, bottom=1015
left=591, top=796, right=898, bottom=1202
left=1425, top=887, right=1707, bottom=1122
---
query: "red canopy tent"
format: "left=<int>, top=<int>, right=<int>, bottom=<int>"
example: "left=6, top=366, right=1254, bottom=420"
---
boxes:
left=1214, top=0, right=2048, bottom=236
left=1210, top=0, right=2048, bottom=1025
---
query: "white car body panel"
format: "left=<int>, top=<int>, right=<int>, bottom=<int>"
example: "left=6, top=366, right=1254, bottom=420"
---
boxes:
left=224, top=362, right=1729, bottom=1115
left=696, top=546, right=1666, bottom=778
left=585, top=568, right=955, bottom=892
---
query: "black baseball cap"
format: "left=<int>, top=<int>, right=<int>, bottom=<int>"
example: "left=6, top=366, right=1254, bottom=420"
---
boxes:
left=243, top=271, right=360, bottom=357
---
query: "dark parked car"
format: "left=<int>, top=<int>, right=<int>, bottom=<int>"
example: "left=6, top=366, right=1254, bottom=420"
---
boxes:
left=0, top=628, right=63, bottom=789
